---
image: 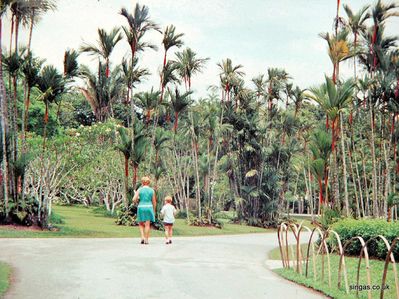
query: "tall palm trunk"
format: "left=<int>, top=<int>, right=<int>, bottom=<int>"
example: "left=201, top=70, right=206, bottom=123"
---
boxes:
left=369, top=104, right=379, bottom=216
left=124, top=156, right=129, bottom=208
left=0, top=17, right=9, bottom=213
left=27, top=9, right=35, bottom=51
left=11, top=75, right=18, bottom=200
left=340, top=115, right=350, bottom=216
left=132, top=164, right=138, bottom=190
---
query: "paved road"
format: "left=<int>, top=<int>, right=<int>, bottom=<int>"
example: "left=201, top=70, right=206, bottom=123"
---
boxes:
left=0, top=233, right=325, bottom=299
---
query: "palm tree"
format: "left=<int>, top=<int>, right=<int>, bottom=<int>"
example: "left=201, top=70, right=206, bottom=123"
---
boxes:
left=79, top=64, right=124, bottom=121
left=307, top=77, right=355, bottom=215
left=319, top=29, right=353, bottom=83
left=343, top=4, right=370, bottom=78
left=63, top=49, right=79, bottom=79
left=252, top=74, right=266, bottom=99
left=10, top=0, right=30, bottom=53
left=169, top=87, right=193, bottom=132
left=120, top=3, right=160, bottom=162
left=135, top=88, right=160, bottom=125
left=3, top=48, right=24, bottom=173
left=159, top=61, right=180, bottom=103
left=21, top=51, right=43, bottom=135
left=120, top=57, right=150, bottom=109
left=370, top=0, right=399, bottom=72
left=162, top=24, right=184, bottom=68
left=25, top=0, right=56, bottom=51
left=35, top=65, right=66, bottom=148
left=175, top=47, right=209, bottom=90
left=292, top=86, right=305, bottom=117
left=130, top=121, right=148, bottom=189
left=217, top=58, right=244, bottom=102
left=153, top=127, right=170, bottom=163
left=115, top=126, right=132, bottom=208
left=0, top=0, right=15, bottom=214
left=266, top=68, right=290, bottom=112
left=80, top=27, right=122, bottom=78
left=309, top=129, right=332, bottom=211
left=307, top=77, right=355, bottom=150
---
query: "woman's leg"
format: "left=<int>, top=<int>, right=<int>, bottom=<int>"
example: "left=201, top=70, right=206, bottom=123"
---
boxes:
left=169, top=225, right=173, bottom=239
left=144, top=221, right=151, bottom=242
left=139, top=222, right=145, bottom=242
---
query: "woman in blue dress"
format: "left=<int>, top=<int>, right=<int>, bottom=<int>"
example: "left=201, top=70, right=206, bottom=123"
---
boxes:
left=132, top=176, right=156, bottom=244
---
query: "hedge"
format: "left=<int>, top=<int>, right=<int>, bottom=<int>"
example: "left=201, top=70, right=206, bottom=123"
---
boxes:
left=328, top=219, right=399, bottom=260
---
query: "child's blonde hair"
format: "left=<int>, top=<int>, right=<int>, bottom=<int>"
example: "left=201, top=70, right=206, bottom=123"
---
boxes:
left=164, top=196, right=173, bottom=203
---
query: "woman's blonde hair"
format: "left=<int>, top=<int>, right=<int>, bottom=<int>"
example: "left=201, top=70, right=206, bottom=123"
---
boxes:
left=164, top=196, right=173, bottom=203
left=141, top=176, right=151, bottom=185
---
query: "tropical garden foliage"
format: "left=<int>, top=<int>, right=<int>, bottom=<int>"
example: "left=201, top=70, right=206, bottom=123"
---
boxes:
left=0, top=0, right=398, bottom=229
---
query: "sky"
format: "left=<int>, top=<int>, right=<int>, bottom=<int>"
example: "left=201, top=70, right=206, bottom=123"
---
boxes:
left=3, top=0, right=399, bottom=97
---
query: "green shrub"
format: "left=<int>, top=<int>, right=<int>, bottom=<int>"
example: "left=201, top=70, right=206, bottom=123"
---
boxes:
left=213, top=211, right=236, bottom=220
left=329, top=219, right=399, bottom=260
left=92, top=206, right=116, bottom=218
left=115, top=205, right=164, bottom=231
left=175, top=210, right=194, bottom=219
left=320, top=206, right=341, bottom=228
left=49, top=212, right=65, bottom=224
left=188, top=216, right=223, bottom=229
left=115, top=205, right=138, bottom=226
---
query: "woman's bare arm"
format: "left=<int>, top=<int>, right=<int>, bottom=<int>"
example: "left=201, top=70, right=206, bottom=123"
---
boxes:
left=152, top=192, right=157, bottom=213
left=132, top=189, right=139, bottom=204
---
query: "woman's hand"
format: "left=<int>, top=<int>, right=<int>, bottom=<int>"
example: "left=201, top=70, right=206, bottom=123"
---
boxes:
left=132, top=190, right=139, bottom=204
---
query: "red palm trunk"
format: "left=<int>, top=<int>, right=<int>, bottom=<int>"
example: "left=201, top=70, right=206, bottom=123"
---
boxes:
left=331, top=118, right=336, bottom=151
left=124, top=156, right=129, bottom=177
left=133, top=164, right=138, bottom=189
left=318, top=178, right=324, bottom=205
left=332, top=64, right=337, bottom=84
left=44, top=102, right=49, bottom=123
left=159, top=85, right=165, bottom=103
left=173, top=111, right=179, bottom=132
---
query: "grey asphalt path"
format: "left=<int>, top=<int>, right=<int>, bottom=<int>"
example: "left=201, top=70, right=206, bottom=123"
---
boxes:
left=0, top=233, right=325, bottom=299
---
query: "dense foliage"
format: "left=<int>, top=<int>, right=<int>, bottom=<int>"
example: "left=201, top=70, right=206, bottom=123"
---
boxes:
left=0, top=0, right=399, bottom=229
left=329, top=219, right=399, bottom=259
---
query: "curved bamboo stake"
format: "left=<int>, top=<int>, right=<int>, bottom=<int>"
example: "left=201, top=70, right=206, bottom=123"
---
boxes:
left=381, top=237, right=399, bottom=299
left=330, top=229, right=349, bottom=293
left=300, top=225, right=313, bottom=275
left=285, top=223, right=291, bottom=268
left=354, top=237, right=371, bottom=299
left=277, top=224, right=286, bottom=268
left=289, top=222, right=301, bottom=273
left=359, top=235, right=399, bottom=298
left=305, top=227, right=323, bottom=279
left=316, top=231, right=332, bottom=287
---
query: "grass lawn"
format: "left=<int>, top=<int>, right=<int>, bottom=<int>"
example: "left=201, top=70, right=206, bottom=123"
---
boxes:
left=269, top=245, right=398, bottom=299
left=0, top=262, right=10, bottom=297
left=0, top=205, right=271, bottom=238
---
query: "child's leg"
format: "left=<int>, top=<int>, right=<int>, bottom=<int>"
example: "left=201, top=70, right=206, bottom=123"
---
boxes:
left=164, top=224, right=169, bottom=241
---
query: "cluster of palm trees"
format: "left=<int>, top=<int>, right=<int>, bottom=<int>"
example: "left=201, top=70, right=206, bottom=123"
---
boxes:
left=303, top=0, right=399, bottom=220
left=1, top=0, right=398, bottom=228
left=0, top=0, right=81, bottom=225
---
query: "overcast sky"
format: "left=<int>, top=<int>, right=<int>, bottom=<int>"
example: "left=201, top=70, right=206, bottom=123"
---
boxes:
left=3, top=0, right=399, bottom=97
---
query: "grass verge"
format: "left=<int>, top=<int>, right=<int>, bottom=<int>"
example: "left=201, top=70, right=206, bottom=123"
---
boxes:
left=0, top=262, right=10, bottom=297
left=269, top=245, right=398, bottom=299
left=0, top=205, right=271, bottom=238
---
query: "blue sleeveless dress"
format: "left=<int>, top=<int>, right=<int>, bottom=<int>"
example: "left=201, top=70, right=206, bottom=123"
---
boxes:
left=137, top=186, right=155, bottom=222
